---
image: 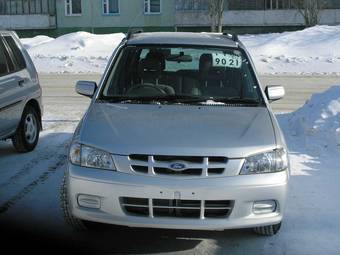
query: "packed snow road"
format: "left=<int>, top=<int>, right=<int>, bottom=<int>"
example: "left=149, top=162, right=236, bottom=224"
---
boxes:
left=0, top=75, right=339, bottom=254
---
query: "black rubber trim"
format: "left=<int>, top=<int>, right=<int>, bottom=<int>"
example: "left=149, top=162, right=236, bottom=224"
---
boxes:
left=0, top=100, right=22, bottom=113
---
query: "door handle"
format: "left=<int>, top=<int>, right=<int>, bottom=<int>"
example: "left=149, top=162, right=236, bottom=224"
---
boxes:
left=18, top=79, right=25, bottom=87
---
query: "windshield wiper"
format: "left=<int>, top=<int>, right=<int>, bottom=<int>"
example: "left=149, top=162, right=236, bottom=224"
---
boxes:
left=99, top=95, right=208, bottom=104
left=99, top=96, right=262, bottom=106
left=211, top=97, right=262, bottom=105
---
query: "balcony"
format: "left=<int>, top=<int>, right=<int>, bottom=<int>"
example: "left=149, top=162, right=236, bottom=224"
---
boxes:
left=0, top=0, right=56, bottom=29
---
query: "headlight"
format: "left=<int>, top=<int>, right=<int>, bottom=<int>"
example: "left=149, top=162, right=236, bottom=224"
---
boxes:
left=240, top=148, right=288, bottom=175
left=69, top=142, right=116, bottom=171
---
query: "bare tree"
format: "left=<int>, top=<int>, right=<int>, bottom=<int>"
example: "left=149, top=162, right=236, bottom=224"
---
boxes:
left=293, top=0, right=326, bottom=27
left=208, top=0, right=226, bottom=32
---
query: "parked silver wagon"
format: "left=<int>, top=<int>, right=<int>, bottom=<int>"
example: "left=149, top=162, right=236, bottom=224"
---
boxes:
left=61, top=32, right=289, bottom=236
left=0, top=31, right=42, bottom=152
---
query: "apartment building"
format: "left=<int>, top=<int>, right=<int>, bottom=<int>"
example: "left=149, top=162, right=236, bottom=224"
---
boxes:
left=1, top=0, right=340, bottom=36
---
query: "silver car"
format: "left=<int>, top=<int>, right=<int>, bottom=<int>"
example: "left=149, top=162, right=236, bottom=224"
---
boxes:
left=61, top=32, right=289, bottom=236
left=0, top=31, right=42, bottom=152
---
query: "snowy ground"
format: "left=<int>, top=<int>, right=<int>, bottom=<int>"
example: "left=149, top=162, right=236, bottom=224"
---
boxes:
left=0, top=82, right=339, bottom=254
left=20, top=25, right=340, bottom=75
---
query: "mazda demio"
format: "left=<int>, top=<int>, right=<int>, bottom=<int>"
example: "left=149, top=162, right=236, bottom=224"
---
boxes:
left=60, top=32, right=289, bottom=236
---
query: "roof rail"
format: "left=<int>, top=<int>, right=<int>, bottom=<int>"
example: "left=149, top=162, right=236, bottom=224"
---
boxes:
left=222, top=32, right=238, bottom=42
left=126, top=28, right=143, bottom=40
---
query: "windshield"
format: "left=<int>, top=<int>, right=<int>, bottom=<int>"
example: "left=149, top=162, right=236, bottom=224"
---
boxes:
left=100, top=45, right=263, bottom=105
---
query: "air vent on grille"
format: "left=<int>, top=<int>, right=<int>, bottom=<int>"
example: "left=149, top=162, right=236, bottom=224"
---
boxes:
left=129, top=154, right=148, bottom=162
left=208, top=168, right=225, bottom=175
left=154, top=167, right=202, bottom=176
left=120, top=197, right=233, bottom=219
left=128, top=155, right=228, bottom=177
left=131, top=165, right=148, bottom=173
left=120, top=197, right=149, bottom=216
left=154, top=156, right=204, bottom=163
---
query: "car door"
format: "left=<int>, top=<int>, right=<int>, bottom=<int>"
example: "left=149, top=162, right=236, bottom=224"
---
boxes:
left=0, top=34, right=27, bottom=138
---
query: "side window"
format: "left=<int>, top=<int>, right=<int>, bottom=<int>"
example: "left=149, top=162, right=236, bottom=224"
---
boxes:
left=144, top=0, right=161, bottom=14
left=0, top=39, right=15, bottom=77
left=4, top=36, right=26, bottom=71
left=103, top=0, right=119, bottom=14
left=65, top=0, right=82, bottom=16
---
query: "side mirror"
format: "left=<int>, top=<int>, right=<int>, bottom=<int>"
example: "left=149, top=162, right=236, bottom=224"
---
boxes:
left=76, top=81, right=97, bottom=98
left=265, top=85, right=285, bottom=102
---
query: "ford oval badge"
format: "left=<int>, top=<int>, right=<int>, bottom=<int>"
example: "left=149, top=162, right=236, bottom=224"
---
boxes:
left=170, top=163, right=186, bottom=171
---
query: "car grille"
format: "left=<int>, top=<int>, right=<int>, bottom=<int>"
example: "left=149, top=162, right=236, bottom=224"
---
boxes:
left=120, top=197, right=234, bottom=219
left=129, top=154, right=228, bottom=177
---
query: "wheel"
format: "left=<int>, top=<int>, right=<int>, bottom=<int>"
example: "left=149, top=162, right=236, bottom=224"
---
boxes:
left=12, top=105, right=40, bottom=153
left=59, top=174, right=87, bottom=231
left=253, top=222, right=282, bottom=236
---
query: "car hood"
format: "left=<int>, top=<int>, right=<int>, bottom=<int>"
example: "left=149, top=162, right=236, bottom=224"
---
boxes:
left=80, top=103, right=276, bottom=158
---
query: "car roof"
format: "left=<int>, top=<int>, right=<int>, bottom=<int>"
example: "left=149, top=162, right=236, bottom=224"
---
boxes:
left=0, top=30, right=16, bottom=36
left=127, top=32, right=239, bottom=48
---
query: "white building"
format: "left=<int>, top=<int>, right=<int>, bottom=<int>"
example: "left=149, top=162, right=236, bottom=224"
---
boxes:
left=175, top=0, right=340, bottom=33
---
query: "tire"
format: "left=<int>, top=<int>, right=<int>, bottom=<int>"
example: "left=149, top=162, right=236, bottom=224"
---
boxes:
left=253, top=222, right=282, bottom=236
left=12, top=105, right=40, bottom=153
left=59, top=174, right=87, bottom=231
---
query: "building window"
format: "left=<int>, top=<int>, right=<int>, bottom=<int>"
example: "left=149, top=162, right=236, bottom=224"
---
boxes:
left=103, top=0, right=119, bottom=14
left=228, top=0, right=294, bottom=10
left=65, top=0, right=82, bottom=16
left=175, top=0, right=208, bottom=10
left=144, top=0, right=161, bottom=14
left=265, top=0, right=292, bottom=10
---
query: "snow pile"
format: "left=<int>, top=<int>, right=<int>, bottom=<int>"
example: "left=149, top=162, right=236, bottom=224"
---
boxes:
left=241, top=25, right=340, bottom=74
left=21, top=35, right=54, bottom=49
left=21, top=32, right=125, bottom=73
left=20, top=25, right=340, bottom=74
left=284, top=86, right=340, bottom=155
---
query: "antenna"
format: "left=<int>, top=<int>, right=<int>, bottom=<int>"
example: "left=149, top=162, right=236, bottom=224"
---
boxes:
left=126, top=28, right=143, bottom=40
left=222, top=31, right=239, bottom=42
left=124, top=7, right=146, bottom=41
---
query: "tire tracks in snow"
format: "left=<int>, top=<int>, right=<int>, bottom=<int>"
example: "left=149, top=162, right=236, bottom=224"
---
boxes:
left=0, top=135, right=70, bottom=192
left=0, top=153, right=67, bottom=214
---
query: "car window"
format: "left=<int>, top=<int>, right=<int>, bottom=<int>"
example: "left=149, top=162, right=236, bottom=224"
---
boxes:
left=101, top=45, right=263, bottom=104
left=4, top=36, right=26, bottom=70
left=0, top=38, right=15, bottom=77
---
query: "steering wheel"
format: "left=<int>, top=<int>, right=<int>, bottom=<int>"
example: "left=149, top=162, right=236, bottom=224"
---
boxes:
left=126, top=84, right=167, bottom=96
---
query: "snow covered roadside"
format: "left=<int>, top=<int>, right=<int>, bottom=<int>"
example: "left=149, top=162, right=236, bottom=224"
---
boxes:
left=274, top=86, right=340, bottom=253
left=241, top=26, right=340, bottom=75
left=21, top=32, right=125, bottom=73
left=20, top=25, right=340, bottom=75
left=280, top=86, right=340, bottom=156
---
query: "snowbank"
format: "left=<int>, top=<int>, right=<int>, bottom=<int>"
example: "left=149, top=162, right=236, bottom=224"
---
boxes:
left=282, top=86, right=340, bottom=155
left=21, top=32, right=125, bottom=73
left=241, top=25, right=340, bottom=75
left=20, top=26, right=340, bottom=74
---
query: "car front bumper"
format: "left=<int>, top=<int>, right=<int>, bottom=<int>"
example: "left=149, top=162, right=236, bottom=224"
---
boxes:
left=67, top=164, right=289, bottom=231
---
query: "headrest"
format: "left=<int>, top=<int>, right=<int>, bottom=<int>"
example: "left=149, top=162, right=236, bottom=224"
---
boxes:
left=199, top=54, right=225, bottom=80
left=144, top=51, right=165, bottom=70
left=138, top=51, right=166, bottom=79
left=199, top=54, right=213, bottom=73
left=140, top=57, right=162, bottom=72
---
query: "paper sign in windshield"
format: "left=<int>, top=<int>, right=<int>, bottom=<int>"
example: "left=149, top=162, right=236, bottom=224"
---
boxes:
left=212, top=53, right=242, bottom=69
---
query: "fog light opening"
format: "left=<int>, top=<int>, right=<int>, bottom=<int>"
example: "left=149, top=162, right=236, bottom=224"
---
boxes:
left=253, top=200, right=277, bottom=214
left=77, top=194, right=101, bottom=209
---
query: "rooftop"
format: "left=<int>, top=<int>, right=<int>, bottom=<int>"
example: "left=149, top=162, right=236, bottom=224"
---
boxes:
left=127, top=32, right=239, bottom=48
